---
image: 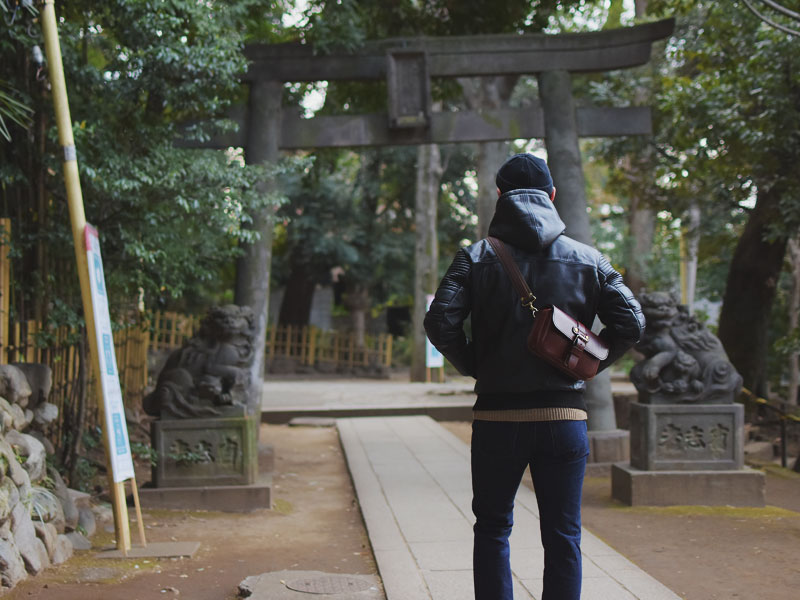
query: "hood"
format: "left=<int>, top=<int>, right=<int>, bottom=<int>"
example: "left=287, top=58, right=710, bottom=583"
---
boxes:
left=487, top=189, right=566, bottom=252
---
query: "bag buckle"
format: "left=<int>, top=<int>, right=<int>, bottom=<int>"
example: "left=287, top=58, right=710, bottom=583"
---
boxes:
left=521, top=293, right=538, bottom=317
left=572, top=326, right=589, bottom=343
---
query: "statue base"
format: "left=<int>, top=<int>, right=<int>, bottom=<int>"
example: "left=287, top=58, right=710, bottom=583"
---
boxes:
left=630, top=402, right=744, bottom=471
left=151, top=415, right=259, bottom=487
left=611, top=463, right=765, bottom=506
left=138, top=473, right=272, bottom=512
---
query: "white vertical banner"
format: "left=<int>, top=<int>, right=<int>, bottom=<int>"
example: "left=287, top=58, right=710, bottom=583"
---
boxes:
left=425, top=294, right=444, bottom=368
left=84, top=225, right=135, bottom=482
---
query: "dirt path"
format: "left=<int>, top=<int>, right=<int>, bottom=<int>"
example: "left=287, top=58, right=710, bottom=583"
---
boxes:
left=5, top=424, right=377, bottom=600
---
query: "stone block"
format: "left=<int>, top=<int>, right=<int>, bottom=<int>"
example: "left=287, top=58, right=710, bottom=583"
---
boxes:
left=138, top=476, right=272, bottom=512
left=151, top=415, right=258, bottom=487
left=611, top=463, right=765, bottom=507
left=588, top=429, right=630, bottom=464
left=630, top=402, right=744, bottom=471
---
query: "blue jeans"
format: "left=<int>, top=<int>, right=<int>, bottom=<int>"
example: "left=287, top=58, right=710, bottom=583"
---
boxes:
left=471, top=420, right=589, bottom=600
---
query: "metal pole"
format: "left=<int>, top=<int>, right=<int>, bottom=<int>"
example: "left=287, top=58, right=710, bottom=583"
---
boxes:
left=39, top=0, right=131, bottom=552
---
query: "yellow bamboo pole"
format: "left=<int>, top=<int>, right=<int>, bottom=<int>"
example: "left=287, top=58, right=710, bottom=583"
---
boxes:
left=385, top=335, right=393, bottom=368
left=40, top=0, right=130, bottom=553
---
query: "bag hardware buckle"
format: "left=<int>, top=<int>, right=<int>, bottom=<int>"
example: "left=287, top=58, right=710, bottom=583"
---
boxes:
left=521, top=293, right=538, bottom=317
left=571, top=326, right=589, bottom=343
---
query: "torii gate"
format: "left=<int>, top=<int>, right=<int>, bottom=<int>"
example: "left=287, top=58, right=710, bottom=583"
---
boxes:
left=204, top=19, right=674, bottom=450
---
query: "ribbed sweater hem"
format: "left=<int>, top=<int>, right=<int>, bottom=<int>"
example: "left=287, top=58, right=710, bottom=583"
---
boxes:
left=473, top=407, right=587, bottom=422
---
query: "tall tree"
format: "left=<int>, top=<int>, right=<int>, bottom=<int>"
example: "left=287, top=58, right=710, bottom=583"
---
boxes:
left=649, top=0, right=800, bottom=395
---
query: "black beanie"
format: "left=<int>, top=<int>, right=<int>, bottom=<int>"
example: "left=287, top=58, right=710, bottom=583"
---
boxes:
left=495, top=153, right=553, bottom=194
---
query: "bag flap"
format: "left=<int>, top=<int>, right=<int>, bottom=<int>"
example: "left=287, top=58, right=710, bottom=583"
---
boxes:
left=548, top=306, right=609, bottom=360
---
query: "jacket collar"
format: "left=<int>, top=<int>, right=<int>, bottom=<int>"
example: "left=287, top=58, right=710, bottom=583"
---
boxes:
left=487, top=189, right=566, bottom=252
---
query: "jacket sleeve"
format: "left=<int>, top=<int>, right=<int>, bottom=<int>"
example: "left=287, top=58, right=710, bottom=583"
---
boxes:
left=423, top=249, right=476, bottom=377
left=595, top=255, right=646, bottom=372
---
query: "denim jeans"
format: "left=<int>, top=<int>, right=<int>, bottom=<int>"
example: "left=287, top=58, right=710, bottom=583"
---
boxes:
left=471, top=419, right=589, bottom=600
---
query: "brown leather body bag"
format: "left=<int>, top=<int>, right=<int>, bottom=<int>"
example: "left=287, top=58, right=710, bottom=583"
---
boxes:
left=487, top=236, right=609, bottom=381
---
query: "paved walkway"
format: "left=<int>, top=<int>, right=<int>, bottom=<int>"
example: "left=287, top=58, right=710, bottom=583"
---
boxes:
left=261, top=377, right=638, bottom=423
left=261, top=378, right=478, bottom=423
left=338, top=415, right=680, bottom=600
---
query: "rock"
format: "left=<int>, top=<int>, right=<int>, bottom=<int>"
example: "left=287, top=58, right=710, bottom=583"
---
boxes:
left=0, top=440, right=32, bottom=496
left=67, top=488, right=91, bottom=510
left=30, top=486, right=65, bottom=529
left=33, top=521, right=58, bottom=559
left=0, top=365, right=32, bottom=408
left=77, top=506, right=96, bottom=538
left=9, top=363, right=52, bottom=409
left=50, top=534, right=73, bottom=565
left=0, top=478, right=20, bottom=522
left=8, top=403, right=29, bottom=431
left=27, top=430, right=55, bottom=456
left=5, top=431, right=46, bottom=483
left=65, top=531, right=91, bottom=551
left=91, top=503, right=113, bottom=527
left=0, top=398, right=15, bottom=433
left=0, top=537, right=28, bottom=589
left=10, top=501, right=50, bottom=574
left=48, top=468, right=78, bottom=532
left=33, top=402, right=58, bottom=429
left=0, top=519, right=11, bottom=541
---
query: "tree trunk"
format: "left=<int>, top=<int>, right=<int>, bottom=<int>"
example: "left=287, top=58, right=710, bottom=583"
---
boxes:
left=626, top=193, right=655, bottom=295
left=67, top=330, right=88, bottom=488
left=410, top=143, right=442, bottom=382
left=787, top=237, right=800, bottom=406
left=344, top=284, right=370, bottom=348
left=277, top=262, right=316, bottom=326
left=718, top=185, right=789, bottom=397
left=235, top=80, right=282, bottom=416
left=457, top=76, right=518, bottom=240
left=475, top=141, right=509, bottom=239
left=683, top=201, right=701, bottom=312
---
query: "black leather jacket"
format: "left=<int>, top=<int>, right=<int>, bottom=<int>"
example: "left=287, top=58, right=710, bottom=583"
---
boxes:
left=424, top=189, right=645, bottom=408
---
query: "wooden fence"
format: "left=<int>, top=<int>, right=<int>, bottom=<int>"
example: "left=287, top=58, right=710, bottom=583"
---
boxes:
left=147, top=312, right=394, bottom=370
left=265, top=324, right=393, bottom=369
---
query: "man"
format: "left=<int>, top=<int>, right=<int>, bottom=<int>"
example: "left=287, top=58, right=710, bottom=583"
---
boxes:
left=424, top=153, right=645, bottom=600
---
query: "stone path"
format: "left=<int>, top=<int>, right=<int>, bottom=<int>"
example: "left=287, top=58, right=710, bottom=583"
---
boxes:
left=260, top=377, right=639, bottom=424
left=338, top=415, right=680, bottom=600
left=261, top=379, right=477, bottom=423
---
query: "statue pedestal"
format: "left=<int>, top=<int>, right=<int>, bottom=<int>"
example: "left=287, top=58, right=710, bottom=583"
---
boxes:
left=150, top=416, right=258, bottom=487
left=139, top=415, right=272, bottom=512
left=612, top=402, right=765, bottom=506
left=611, top=464, right=764, bottom=506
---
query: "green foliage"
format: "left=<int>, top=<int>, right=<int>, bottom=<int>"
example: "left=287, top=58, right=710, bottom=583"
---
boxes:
left=1, top=0, right=288, bottom=323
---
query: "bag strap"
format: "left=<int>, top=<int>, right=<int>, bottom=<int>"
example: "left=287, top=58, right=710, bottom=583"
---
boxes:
left=487, top=236, right=538, bottom=317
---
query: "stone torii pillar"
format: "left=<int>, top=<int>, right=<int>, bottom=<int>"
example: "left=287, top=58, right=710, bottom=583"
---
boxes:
left=539, top=69, right=619, bottom=446
left=235, top=80, right=282, bottom=416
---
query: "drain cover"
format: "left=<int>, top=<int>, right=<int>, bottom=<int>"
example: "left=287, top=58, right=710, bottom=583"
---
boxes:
left=285, top=575, right=373, bottom=594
